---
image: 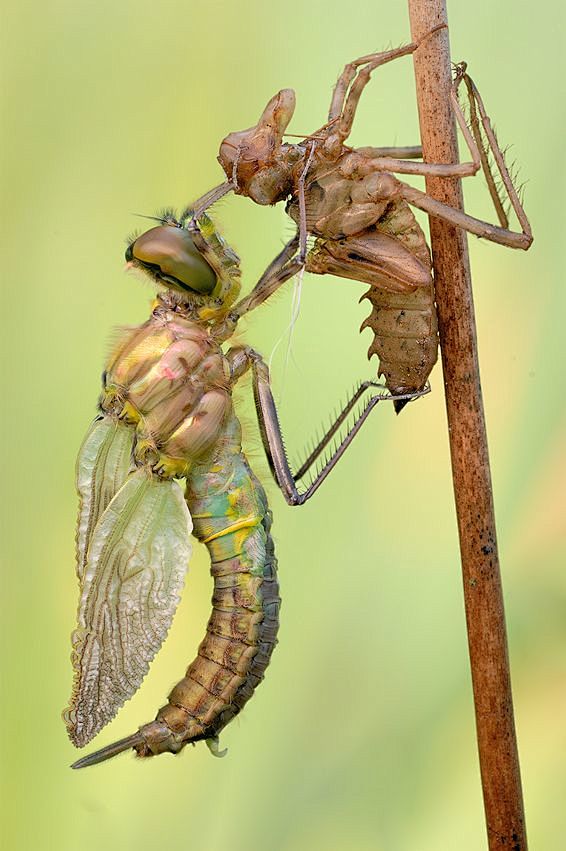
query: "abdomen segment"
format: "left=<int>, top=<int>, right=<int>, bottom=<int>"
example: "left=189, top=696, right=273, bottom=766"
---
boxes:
left=361, top=282, right=438, bottom=396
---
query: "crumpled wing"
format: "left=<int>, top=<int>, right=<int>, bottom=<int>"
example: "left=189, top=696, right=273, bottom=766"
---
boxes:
left=75, top=416, right=136, bottom=581
left=64, top=469, right=193, bottom=747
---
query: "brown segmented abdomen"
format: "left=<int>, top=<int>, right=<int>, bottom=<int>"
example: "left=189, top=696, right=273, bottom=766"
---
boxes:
left=361, top=281, right=438, bottom=395
left=362, top=199, right=438, bottom=394
left=302, top=183, right=439, bottom=397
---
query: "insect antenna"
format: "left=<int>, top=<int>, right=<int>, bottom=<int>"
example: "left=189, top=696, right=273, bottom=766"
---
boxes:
left=131, top=213, right=170, bottom=223
left=131, top=208, right=179, bottom=225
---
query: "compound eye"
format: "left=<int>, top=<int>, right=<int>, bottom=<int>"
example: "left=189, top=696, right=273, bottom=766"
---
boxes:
left=128, top=225, right=217, bottom=294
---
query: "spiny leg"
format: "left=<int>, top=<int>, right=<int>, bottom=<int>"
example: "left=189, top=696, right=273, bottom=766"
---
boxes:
left=398, top=67, right=533, bottom=251
left=293, top=383, right=430, bottom=479
left=341, top=69, right=532, bottom=248
left=253, top=356, right=430, bottom=503
left=414, top=64, right=531, bottom=239
left=253, top=355, right=379, bottom=505
left=325, top=25, right=446, bottom=150
left=455, top=65, right=530, bottom=237
left=328, top=44, right=418, bottom=126
left=233, top=233, right=302, bottom=318
left=211, top=234, right=302, bottom=343
left=228, top=348, right=428, bottom=505
left=181, top=181, right=234, bottom=224
left=340, top=83, right=482, bottom=180
left=455, top=65, right=507, bottom=228
left=323, top=44, right=419, bottom=158
left=399, top=183, right=531, bottom=248
left=361, top=145, right=423, bottom=159
left=399, top=66, right=532, bottom=247
left=297, top=142, right=316, bottom=262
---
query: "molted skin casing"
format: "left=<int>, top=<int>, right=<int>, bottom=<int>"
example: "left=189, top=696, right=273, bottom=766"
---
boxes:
left=218, top=89, right=298, bottom=205
left=219, top=88, right=439, bottom=397
left=288, top=158, right=438, bottom=395
left=66, top=296, right=279, bottom=755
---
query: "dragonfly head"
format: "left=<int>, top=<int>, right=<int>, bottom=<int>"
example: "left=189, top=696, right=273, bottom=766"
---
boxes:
left=126, top=214, right=241, bottom=319
left=218, top=88, right=297, bottom=205
left=126, top=224, right=217, bottom=295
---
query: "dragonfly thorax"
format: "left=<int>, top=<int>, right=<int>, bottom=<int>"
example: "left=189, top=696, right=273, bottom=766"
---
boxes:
left=101, top=308, right=233, bottom=478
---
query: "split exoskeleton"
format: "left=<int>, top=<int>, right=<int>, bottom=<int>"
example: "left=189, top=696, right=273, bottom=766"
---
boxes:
left=193, top=30, right=532, bottom=412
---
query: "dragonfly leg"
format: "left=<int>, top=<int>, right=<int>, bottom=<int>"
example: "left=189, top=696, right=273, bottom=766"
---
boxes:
left=398, top=68, right=532, bottom=249
left=322, top=26, right=445, bottom=152
left=399, top=180, right=532, bottom=249
left=291, top=382, right=430, bottom=478
left=233, top=233, right=302, bottom=319
left=358, top=145, right=423, bottom=159
left=297, top=144, right=315, bottom=262
left=227, top=347, right=429, bottom=505
left=179, top=181, right=234, bottom=224
left=340, top=83, right=481, bottom=180
left=211, top=234, right=302, bottom=344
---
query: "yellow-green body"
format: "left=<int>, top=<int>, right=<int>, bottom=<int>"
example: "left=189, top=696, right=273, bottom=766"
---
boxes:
left=65, top=218, right=280, bottom=759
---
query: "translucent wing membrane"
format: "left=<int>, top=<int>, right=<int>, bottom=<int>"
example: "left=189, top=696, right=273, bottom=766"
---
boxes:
left=75, top=417, right=136, bottom=581
left=64, top=469, right=193, bottom=746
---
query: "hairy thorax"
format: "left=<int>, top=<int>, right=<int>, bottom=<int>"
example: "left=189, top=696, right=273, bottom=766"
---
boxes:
left=100, top=304, right=233, bottom=478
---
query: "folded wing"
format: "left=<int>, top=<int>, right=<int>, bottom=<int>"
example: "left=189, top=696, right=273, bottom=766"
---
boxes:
left=75, top=417, right=136, bottom=581
left=64, top=468, right=193, bottom=746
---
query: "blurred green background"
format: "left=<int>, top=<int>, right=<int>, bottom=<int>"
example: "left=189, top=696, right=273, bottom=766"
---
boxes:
left=2, top=1, right=564, bottom=849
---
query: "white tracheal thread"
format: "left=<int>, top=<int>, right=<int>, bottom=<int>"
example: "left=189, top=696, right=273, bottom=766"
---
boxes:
left=268, top=264, right=305, bottom=406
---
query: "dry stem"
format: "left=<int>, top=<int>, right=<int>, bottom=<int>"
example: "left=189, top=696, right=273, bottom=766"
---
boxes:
left=406, top=2, right=527, bottom=849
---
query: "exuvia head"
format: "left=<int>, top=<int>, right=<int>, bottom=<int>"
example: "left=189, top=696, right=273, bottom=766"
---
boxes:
left=125, top=212, right=241, bottom=320
left=218, top=89, right=298, bottom=205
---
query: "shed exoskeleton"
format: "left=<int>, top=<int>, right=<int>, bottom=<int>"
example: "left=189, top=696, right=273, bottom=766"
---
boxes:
left=192, top=29, right=532, bottom=411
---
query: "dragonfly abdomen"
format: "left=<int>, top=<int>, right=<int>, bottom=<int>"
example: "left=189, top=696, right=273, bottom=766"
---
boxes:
left=134, top=450, right=280, bottom=757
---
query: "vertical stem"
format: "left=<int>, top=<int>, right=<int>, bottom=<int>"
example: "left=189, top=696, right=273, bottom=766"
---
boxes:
left=406, top=3, right=527, bottom=849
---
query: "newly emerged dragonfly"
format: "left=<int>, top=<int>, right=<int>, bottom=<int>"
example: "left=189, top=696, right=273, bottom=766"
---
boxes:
left=65, top=210, right=422, bottom=769
left=192, top=34, right=532, bottom=411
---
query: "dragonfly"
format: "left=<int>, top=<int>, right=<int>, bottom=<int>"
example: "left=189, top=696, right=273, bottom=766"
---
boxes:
left=64, top=209, right=420, bottom=769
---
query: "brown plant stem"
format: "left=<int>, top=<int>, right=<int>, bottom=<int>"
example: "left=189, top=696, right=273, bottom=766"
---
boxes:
left=407, top=2, right=528, bottom=849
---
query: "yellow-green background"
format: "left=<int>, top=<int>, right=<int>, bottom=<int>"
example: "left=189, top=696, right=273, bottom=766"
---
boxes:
left=2, top=2, right=564, bottom=849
